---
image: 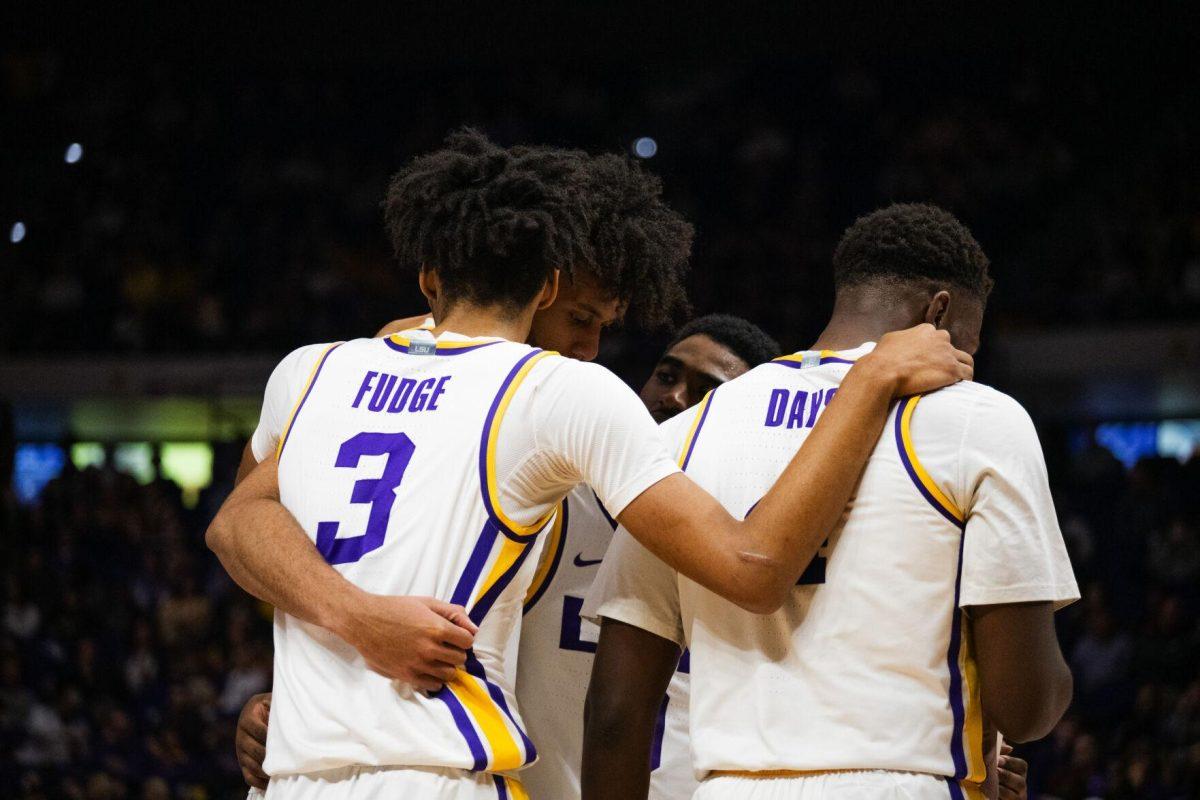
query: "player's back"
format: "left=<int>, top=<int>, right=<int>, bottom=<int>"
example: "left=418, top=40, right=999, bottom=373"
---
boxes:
left=667, top=343, right=1075, bottom=795
left=267, top=330, right=553, bottom=777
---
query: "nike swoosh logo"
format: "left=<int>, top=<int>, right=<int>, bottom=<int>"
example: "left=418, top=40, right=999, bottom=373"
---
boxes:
left=573, top=553, right=604, bottom=568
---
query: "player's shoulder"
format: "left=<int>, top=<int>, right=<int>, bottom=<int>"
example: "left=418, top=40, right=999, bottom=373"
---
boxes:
left=918, top=380, right=1031, bottom=422
left=270, top=340, right=343, bottom=380
left=526, top=353, right=630, bottom=392
left=911, top=381, right=1039, bottom=453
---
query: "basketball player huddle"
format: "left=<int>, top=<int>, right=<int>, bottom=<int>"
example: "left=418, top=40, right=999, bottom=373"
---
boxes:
left=208, top=129, right=1077, bottom=800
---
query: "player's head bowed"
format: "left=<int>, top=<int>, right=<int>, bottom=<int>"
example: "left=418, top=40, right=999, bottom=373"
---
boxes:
left=832, top=203, right=993, bottom=301
left=383, top=127, right=594, bottom=314
left=579, top=153, right=693, bottom=330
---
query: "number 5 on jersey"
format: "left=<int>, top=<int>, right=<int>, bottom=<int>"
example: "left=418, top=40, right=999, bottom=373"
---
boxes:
left=316, top=432, right=415, bottom=565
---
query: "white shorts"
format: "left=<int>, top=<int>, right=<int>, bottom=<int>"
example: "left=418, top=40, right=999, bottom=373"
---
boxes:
left=694, top=771, right=974, bottom=800
left=259, top=765, right=529, bottom=800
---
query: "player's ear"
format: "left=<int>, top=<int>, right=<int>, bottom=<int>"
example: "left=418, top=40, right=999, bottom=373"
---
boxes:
left=536, top=269, right=560, bottom=311
left=418, top=267, right=441, bottom=308
left=924, top=290, right=951, bottom=330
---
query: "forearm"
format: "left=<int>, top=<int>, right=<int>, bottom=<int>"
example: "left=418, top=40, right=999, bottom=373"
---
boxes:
left=583, top=620, right=679, bottom=800
left=740, top=359, right=896, bottom=585
left=207, top=461, right=359, bottom=635
left=581, top=705, right=658, bottom=800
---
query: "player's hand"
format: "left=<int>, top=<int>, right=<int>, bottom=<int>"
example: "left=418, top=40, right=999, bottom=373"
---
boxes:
left=860, top=323, right=974, bottom=397
left=340, top=594, right=478, bottom=691
left=236, top=691, right=272, bottom=790
left=998, top=742, right=1029, bottom=800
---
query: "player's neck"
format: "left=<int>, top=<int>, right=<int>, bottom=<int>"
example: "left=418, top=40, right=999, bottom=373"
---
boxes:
left=809, top=288, right=924, bottom=352
left=809, top=312, right=921, bottom=353
left=429, top=302, right=534, bottom=344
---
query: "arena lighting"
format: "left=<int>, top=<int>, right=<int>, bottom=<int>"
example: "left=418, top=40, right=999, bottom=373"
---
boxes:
left=633, top=136, right=658, bottom=158
left=10, top=221, right=25, bottom=243
left=65, top=142, right=83, bottom=163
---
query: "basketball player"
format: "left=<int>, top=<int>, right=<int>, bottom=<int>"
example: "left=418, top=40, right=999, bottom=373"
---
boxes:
left=518, top=314, right=782, bottom=800
left=583, top=203, right=1075, bottom=800
left=229, top=150, right=701, bottom=794
left=206, top=130, right=972, bottom=799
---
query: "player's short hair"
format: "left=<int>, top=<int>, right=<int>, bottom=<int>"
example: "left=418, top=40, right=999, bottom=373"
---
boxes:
left=832, top=203, right=993, bottom=299
left=669, top=314, right=781, bottom=367
left=581, top=153, right=693, bottom=329
left=383, top=128, right=592, bottom=312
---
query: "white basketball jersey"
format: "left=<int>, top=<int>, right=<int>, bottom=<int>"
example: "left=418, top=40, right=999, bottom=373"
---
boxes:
left=586, top=343, right=1078, bottom=800
left=261, top=329, right=679, bottom=780
left=517, top=484, right=695, bottom=800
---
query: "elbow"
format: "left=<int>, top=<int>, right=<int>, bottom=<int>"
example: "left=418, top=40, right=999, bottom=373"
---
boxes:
left=986, top=660, right=1074, bottom=743
left=584, top=685, right=637, bottom=748
left=728, top=578, right=791, bottom=615
left=205, top=510, right=231, bottom=556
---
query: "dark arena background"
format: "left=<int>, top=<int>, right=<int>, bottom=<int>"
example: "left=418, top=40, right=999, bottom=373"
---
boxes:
left=2, top=5, right=1198, bottom=799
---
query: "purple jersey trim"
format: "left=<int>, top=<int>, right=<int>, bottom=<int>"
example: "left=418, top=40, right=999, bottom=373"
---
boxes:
left=468, top=538, right=536, bottom=626
left=450, top=521, right=500, bottom=608
left=383, top=337, right=503, bottom=356
left=591, top=489, right=618, bottom=530
left=894, top=397, right=966, bottom=530
left=276, top=343, right=344, bottom=460
left=769, top=354, right=857, bottom=368
left=431, top=686, right=488, bottom=771
left=478, top=349, right=547, bottom=543
left=680, top=390, right=717, bottom=472
left=946, top=526, right=969, bottom=779
left=465, top=651, right=537, bottom=766
left=523, top=499, right=569, bottom=615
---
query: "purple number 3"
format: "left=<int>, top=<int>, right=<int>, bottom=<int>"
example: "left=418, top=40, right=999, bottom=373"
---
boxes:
left=316, top=432, right=415, bottom=565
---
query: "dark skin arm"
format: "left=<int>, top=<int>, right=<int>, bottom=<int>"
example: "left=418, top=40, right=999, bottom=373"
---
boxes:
left=236, top=692, right=271, bottom=790
left=583, top=619, right=681, bottom=800
left=970, top=601, right=1072, bottom=743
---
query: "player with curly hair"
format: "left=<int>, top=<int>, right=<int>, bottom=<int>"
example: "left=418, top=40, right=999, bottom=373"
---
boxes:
left=208, top=128, right=971, bottom=799
left=585, top=202, right=1074, bottom=800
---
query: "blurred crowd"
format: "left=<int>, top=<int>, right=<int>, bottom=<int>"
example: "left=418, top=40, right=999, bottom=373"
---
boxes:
left=0, top=445, right=260, bottom=799
left=4, top=51, right=1199, bottom=355
left=3, top=37, right=1199, bottom=800
left=0, top=439, right=1197, bottom=798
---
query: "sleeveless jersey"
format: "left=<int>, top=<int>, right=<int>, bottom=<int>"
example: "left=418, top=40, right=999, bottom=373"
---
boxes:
left=517, top=484, right=695, bottom=800
left=585, top=343, right=1078, bottom=799
left=262, top=329, right=678, bottom=778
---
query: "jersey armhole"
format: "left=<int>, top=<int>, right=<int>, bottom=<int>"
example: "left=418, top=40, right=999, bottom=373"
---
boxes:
left=275, top=342, right=344, bottom=461
left=479, top=350, right=560, bottom=541
left=893, top=394, right=966, bottom=529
